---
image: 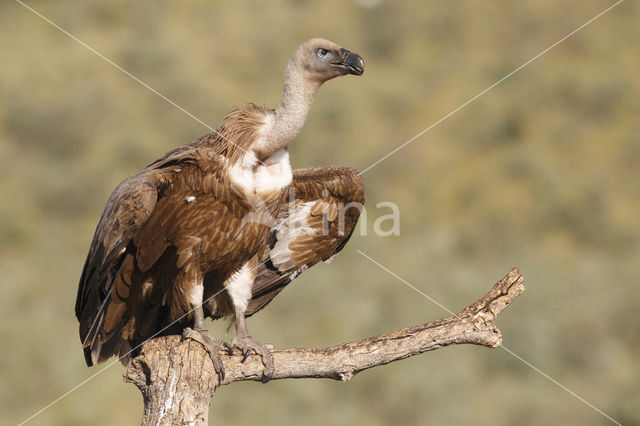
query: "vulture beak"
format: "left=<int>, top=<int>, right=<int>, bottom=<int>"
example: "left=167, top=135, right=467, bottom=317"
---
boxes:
left=333, top=48, right=365, bottom=76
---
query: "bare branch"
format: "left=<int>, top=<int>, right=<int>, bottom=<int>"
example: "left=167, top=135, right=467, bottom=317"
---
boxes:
left=124, top=268, right=524, bottom=425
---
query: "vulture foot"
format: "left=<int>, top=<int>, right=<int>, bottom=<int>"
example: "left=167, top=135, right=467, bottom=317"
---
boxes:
left=182, top=327, right=232, bottom=381
left=232, top=335, right=274, bottom=383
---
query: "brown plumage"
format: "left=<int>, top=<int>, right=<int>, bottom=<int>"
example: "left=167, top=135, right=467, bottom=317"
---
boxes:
left=246, top=167, right=365, bottom=315
left=75, top=38, right=365, bottom=380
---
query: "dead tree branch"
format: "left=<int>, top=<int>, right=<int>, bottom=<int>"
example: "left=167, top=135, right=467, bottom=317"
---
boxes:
left=124, top=267, right=524, bottom=425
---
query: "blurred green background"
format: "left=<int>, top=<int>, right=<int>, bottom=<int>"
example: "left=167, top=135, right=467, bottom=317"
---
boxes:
left=2, top=0, right=638, bottom=424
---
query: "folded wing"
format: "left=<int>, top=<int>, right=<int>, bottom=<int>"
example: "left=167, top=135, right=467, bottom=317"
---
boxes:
left=75, top=172, right=160, bottom=365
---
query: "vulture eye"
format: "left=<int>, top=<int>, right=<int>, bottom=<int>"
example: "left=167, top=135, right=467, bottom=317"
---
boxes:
left=316, top=48, right=329, bottom=58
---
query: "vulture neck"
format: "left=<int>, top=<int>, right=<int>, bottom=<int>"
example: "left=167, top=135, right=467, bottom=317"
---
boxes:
left=266, top=64, right=322, bottom=154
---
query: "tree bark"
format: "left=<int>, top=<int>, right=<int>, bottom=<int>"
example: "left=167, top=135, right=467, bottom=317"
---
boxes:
left=124, top=267, right=524, bottom=425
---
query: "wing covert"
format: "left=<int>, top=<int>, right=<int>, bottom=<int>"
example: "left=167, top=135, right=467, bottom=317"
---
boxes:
left=246, top=166, right=364, bottom=316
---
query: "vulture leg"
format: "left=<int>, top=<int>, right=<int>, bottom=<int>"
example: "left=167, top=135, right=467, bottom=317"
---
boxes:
left=231, top=305, right=275, bottom=383
left=226, top=260, right=275, bottom=382
left=182, top=299, right=232, bottom=381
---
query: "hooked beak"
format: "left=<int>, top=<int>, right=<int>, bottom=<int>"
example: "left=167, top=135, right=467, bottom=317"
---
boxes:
left=332, top=48, right=365, bottom=76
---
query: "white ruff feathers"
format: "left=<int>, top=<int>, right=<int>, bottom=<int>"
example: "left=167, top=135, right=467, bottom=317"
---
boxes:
left=228, top=149, right=292, bottom=194
left=255, top=149, right=293, bottom=193
left=228, top=112, right=292, bottom=195
left=228, top=151, right=259, bottom=192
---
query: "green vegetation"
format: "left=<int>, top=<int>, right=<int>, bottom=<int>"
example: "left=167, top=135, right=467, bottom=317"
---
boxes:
left=1, top=1, right=638, bottom=424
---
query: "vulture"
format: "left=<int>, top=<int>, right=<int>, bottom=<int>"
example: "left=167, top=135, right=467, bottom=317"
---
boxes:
left=75, top=38, right=365, bottom=381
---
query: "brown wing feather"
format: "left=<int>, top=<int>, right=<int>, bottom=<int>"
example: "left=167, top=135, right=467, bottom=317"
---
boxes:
left=76, top=104, right=277, bottom=366
left=246, top=166, right=364, bottom=316
left=75, top=173, right=159, bottom=360
left=75, top=145, right=207, bottom=365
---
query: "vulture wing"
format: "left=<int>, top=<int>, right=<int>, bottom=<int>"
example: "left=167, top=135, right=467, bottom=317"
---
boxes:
left=75, top=140, right=254, bottom=365
left=75, top=171, right=160, bottom=365
left=75, top=143, right=204, bottom=365
left=246, top=166, right=365, bottom=316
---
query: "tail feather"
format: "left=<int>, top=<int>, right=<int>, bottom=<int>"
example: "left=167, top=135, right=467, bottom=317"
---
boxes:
left=84, top=333, right=133, bottom=367
left=80, top=295, right=177, bottom=367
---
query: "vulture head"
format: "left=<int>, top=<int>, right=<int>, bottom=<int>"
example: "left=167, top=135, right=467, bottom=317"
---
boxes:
left=291, top=38, right=365, bottom=83
left=260, top=38, right=364, bottom=155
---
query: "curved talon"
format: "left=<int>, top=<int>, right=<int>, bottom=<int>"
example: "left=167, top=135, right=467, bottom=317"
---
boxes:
left=261, top=370, right=273, bottom=384
left=181, top=328, right=192, bottom=341
left=232, top=335, right=274, bottom=382
left=241, top=348, right=251, bottom=363
left=223, top=341, right=234, bottom=355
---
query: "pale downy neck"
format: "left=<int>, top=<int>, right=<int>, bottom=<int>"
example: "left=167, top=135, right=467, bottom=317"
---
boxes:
left=265, top=60, right=322, bottom=155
